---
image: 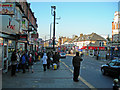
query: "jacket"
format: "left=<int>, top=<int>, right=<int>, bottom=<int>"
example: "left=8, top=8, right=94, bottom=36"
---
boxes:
left=11, top=53, right=17, bottom=65
left=72, top=56, right=83, bottom=67
left=42, top=53, right=47, bottom=64
left=29, top=57, right=34, bottom=65
left=21, top=55, right=26, bottom=64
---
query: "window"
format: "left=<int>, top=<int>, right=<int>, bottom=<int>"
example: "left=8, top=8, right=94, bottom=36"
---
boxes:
left=99, top=42, right=104, bottom=46
left=109, top=62, right=115, bottom=66
left=115, top=62, right=120, bottom=66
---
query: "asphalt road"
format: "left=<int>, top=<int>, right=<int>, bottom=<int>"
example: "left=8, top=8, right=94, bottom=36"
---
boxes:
left=60, top=55, right=115, bottom=88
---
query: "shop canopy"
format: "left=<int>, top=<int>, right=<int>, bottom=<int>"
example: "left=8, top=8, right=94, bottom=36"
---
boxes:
left=81, top=46, right=105, bottom=50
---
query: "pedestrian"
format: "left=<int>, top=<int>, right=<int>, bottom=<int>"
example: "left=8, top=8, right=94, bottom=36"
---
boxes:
left=42, top=53, right=47, bottom=71
left=53, top=52, right=60, bottom=68
left=28, top=54, right=34, bottom=73
left=25, top=50, right=29, bottom=71
left=11, top=50, right=17, bottom=76
left=16, top=49, right=21, bottom=72
left=35, top=51, right=38, bottom=62
left=72, top=52, right=83, bottom=82
left=56, top=52, right=60, bottom=68
left=20, top=51, right=26, bottom=73
left=41, top=51, right=44, bottom=59
left=53, top=52, right=57, bottom=63
left=47, top=52, right=51, bottom=69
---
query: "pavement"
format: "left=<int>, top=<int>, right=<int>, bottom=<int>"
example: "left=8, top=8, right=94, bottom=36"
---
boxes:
left=2, top=60, right=89, bottom=89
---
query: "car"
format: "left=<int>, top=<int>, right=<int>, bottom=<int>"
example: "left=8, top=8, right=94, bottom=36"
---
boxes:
left=60, top=52, right=66, bottom=58
left=101, top=59, right=120, bottom=79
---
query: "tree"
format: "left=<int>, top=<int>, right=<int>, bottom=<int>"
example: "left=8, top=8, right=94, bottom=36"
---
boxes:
left=106, top=34, right=110, bottom=42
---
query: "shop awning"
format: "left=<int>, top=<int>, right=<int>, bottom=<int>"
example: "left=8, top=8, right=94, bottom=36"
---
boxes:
left=81, top=46, right=105, bottom=50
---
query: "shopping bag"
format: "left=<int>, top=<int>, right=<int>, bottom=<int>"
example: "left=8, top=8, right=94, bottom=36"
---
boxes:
left=53, top=63, right=57, bottom=70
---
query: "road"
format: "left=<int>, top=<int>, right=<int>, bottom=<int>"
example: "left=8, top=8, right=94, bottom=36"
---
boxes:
left=61, top=55, right=115, bottom=88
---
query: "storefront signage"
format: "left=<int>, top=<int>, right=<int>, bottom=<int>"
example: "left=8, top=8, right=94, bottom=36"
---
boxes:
left=114, top=46, right=118, bottom=50
left=31, top=33, right=39, bottom=38
left=8, top=48, right=15, bottom=53
left=18, top=34, right=27, bottom=41
left=81, top=46, right=105, bottom=50
left=0, top=3, right=15, bottom=15
left=7, top=18, right=15, bottom=30
left=0, top=15, right=19, bottom=34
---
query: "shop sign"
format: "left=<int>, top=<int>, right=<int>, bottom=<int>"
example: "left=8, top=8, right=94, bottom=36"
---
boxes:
left=114, top=46, right=118, bottom=50
left=0, top=15, right=19, bottom=34
left=18, top=34, right=27, bottom=41
left=78, top=49, right=82, bottom=52
left=31, top=33, right=39, bottom=38
left=0, top=3, right=15, bottom=15
left=8, top=48, right=15, bottom=53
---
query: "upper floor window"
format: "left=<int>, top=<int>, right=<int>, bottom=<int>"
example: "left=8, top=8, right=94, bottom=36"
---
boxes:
left=99, top=42, right=104, bottom=46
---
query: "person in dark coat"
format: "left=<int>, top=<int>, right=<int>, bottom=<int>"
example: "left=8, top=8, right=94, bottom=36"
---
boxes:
left=47, top=52, right=51, bottom=69
left=20, top=51, right=26, bottom=73
left=53, top=52, right=60, bottom=69
left=56, top=52, right=60, bottom=68
left=53, top=52, right=57, bottom=63
left=72, top=52, right=83, bottom=82
left=11, top=50, right=17, bottom=76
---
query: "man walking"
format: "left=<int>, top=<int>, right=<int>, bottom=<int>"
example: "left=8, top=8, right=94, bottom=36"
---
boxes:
left=42, top=53, right=48, bottom=71
left=11, top=50, right=17, bottom=76
left=72, top=52, right=83, bottom=82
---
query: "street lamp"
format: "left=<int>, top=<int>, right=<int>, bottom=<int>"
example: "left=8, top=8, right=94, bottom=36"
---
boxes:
left=51, top=6, right=56, bottom=51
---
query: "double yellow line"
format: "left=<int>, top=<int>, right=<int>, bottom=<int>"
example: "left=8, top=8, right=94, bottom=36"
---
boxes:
left=62, top=62, right=97, bottom=90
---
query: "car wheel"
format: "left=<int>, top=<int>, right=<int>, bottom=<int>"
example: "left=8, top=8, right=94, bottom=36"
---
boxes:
left=101, top=68, right=106, bottom=75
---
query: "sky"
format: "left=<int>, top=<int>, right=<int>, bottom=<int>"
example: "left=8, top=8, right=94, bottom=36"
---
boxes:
left=28, top=1, right=118, bottom=40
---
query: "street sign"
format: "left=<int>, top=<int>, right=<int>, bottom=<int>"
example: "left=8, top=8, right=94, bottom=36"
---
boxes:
left=78, top=49, right=82, bottom=52
left=114, top=46, right=118, bottom=50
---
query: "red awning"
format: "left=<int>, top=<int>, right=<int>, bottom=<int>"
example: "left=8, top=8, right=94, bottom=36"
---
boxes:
left=81, top=46, right=87, bottom=49
left=88, top=46, right=95, bottom=50
left=81, top=46, right=105, bottom=50
left=99, top=47, right=105, bottom=50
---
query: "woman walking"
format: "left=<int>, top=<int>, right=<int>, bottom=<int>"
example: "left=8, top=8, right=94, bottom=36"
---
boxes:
left=42, top=53, right=47, bottom=71
left=28, top=54, right=34, bottom=73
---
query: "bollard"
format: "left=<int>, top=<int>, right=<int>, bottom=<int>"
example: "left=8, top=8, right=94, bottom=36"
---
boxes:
left=113, top=79, right=119, bottom=90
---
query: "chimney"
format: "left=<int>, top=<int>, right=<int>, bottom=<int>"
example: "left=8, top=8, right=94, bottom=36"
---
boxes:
left=80, top=33, right=83, bottom=37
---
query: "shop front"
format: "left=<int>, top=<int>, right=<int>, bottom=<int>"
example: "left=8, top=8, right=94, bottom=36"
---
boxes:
left=81, top=46, right=106, bottom=57
left=0, top=15, right=19, bottom=72
left=17, top=34, right=28, bottom=52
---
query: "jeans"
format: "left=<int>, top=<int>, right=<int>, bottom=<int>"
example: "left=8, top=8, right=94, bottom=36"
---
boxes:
left=43, top=64, right=47, bottom=71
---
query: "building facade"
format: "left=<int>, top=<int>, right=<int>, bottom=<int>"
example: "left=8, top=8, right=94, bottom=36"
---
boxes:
left=112, top=11, right=120, bottom=43
left=0, top=1, right=38, bottom=72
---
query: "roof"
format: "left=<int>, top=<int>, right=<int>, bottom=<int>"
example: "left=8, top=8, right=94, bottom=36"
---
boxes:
left=69, top=36, right=78, bottom=43
left=76, top=33, right=106, bottom=42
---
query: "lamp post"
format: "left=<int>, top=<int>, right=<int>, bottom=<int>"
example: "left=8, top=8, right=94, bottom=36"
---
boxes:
left=51, top=6, right=56, bottom=51
left=50, top=22, right=59, bottom=40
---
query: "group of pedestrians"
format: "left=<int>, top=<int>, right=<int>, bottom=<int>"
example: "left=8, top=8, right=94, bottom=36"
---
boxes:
left=41, top=51, right=60, bottom=71
left=11, top=49, right=34, bottom=77
left=11, top=49, right=83, bottom=83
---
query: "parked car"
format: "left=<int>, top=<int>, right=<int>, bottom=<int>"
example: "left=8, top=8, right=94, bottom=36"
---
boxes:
left=60, top=52, right=66, bottom=58
left=101, top=59, right=120, bottom=79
